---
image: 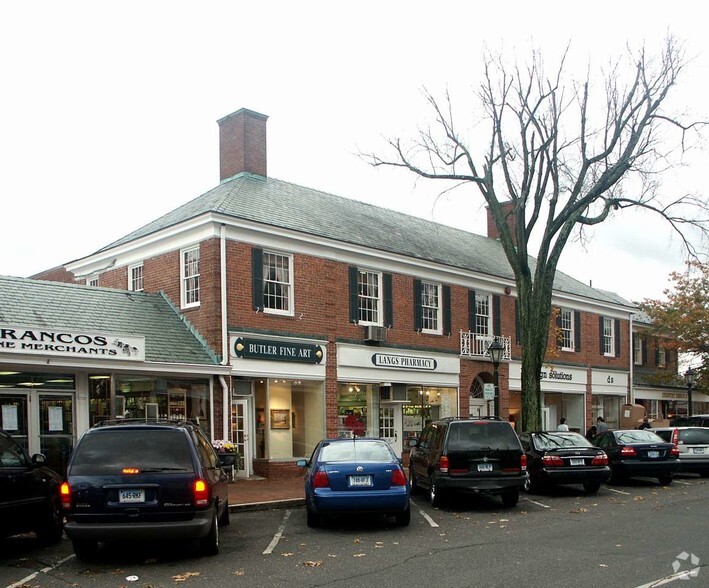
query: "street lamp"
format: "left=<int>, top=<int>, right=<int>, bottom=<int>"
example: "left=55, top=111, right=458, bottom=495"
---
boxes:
left=487, top=340, right=504, bottom=417
left=685, top=367, right=696, bottom=419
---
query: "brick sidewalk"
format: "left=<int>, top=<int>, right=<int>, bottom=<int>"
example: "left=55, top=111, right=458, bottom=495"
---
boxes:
left=227, top=476, right=305, bottom=511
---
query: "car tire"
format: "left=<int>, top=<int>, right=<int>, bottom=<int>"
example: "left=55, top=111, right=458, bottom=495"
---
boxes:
left=306, top=504, right=321, bottom=528
left=658, top=475, right=673, bottom=486
left=429, top=479, right=445, bottom=508
left=36, top=496, right=64, bottom=545
left=200, top=510, right=219, bottom=556
left=218, top=501, right=230, bottom=527
left=409, top=469, right=421, bottom=495
left=395, top=502, right=411, bottom=527
left=72, top=539, right=98, bottom=560
left=501, top=489, right=519, bottom=507
left=583, top=481, right=601, bottom=494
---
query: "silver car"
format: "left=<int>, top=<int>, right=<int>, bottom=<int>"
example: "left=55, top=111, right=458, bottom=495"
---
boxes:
left=652, top=427, right=709, bottom=477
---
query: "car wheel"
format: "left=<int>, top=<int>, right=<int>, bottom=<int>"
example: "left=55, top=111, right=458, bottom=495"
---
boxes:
left=200, top=509, right=219, bottom=556
left=395, top=502, right=411, bottom=527
left=37, top=496, right=64, bottom=545
left=501, top=489, right=519, bottom=507
left=409, top=469, right=421, bottom=495
left=583, top=481, right=601, bottom=494
left=72, top=539, right=98, bottom=560
left=306, top=503, right=321, bottom=528
left=658, top=474, right=673, bottom=486
left=218, top=501, right=230, bottom=527
left=429, top=479, right=444, bottom=508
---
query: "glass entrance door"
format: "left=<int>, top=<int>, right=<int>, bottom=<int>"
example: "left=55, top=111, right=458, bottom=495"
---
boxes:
left=379, top=404, right=403, bottom=457
left=39, top=394, right=74, bottom=476
left=231, top=398, right=252, bottom=478
left=0, top=394, right=30, bottom=454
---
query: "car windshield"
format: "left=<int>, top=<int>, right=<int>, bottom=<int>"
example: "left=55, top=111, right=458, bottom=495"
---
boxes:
left=615, top=430, right=664, bottom=444
left=0, top=435, right=28, bottom=468
left=446, top=422, right=520, bottom=451
left=319, top=440, right=393, bottom=462
left=533, top=432, right=592, bottom=450
left=679, top=429, right=709, bottom=445
left=69, top=429, right=194, bottom=475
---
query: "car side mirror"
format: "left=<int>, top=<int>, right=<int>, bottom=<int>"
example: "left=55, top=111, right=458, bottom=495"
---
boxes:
left=31, top=453, right=47, bottom=466
left=295, top=459, right=308, bottom=468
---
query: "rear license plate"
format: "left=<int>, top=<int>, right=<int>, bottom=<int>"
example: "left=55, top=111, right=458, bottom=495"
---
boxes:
left=119, top=489, right=145, bottom=503
left=647, top=451, right=660, bottom=458
left=477, top=463, right=493, bottom=472
left=349, top=475, right=372, bottom=487
left=570, top=458, right=585, bottom=466
left=693, top=448, right=705, bottom=454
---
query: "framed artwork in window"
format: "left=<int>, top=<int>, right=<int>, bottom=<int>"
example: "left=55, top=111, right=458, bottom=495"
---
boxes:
left=270, top=409, right=290, bottom=429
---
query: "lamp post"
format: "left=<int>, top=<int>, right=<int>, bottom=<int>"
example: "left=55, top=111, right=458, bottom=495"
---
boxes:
left=487, top=340, right=504, bottom=417
left=685, top=367, right=696, bottom=419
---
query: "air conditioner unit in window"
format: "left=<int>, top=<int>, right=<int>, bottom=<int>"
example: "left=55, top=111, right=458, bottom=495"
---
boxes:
left=364, top=325, right=387, bottom=342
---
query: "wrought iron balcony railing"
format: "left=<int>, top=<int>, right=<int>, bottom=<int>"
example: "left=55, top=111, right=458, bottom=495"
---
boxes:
left=459, top=331, right=511, bottom=360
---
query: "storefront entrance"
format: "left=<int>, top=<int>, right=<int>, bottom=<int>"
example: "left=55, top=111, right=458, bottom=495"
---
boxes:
left=231, top=397, right=252, bottom=478
left=379, top=404, right=403, bottom=456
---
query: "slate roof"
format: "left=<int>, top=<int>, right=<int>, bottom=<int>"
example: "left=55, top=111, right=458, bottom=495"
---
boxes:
left=0, top=275, right=219, bottom=366
left=99, top=173, right=633, bottom=309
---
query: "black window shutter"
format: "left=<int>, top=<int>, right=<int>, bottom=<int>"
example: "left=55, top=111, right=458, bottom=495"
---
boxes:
left=413, top=279, right=423, bottom=332
left=252, top=247, right=264, bottom=311
left=555, top=309, right=563, bottom=348
left=574, top=311, right=582, bottom=352
left=492, top=295, right=501, bottom=336
left=641, top=338, right=647, bottom=365
left=468, top=290, right=476, bottom=331
left=443, top=285, right=452, bottom=335
left=348, top=266, right=359, bottom=323
left=514, top=299, right=521, bottom=345
left=599, top=316, right=604, bottom=355
left=384, top=273, right=393, bottom=328
left=614, top=319, right=621, bottom=357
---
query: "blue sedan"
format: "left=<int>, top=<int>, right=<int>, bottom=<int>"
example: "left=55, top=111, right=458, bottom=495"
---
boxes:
left=296, top=438, right=410, bottom=527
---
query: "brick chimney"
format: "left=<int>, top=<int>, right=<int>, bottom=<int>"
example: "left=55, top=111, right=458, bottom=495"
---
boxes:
left=217, top=108, right=268, bottom=181
left=487, top=201, right=517, bottom=242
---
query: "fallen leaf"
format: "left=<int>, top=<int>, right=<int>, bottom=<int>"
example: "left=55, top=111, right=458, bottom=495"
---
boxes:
left=303, top=561, right=322, bottom=567
left=233, top=570, right=245, bottom=576
left=569, top=507, right=589, bottom=514
left=353, top=553, right=366, bottom=558
left=599, top=564, right=608, bottom=568
left=633, top=496, right=646, bottom=501
left=328, top=554, right=338, bottom=558
left=281, top=553, right=294, bottom=557
left=354, top=538, right=361, bottom=544
left=172, top=572, right=201, bottom=583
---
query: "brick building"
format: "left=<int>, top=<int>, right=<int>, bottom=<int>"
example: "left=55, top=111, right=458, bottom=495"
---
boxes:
left=27, top=107, right=707, bottom=479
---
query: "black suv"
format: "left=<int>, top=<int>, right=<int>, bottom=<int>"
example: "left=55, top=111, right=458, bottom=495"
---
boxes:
left=0, top=428, right=64, bottom=544
left=61, top=420, right=232, bottom=559
left=408, top=417, right=526, bottom=507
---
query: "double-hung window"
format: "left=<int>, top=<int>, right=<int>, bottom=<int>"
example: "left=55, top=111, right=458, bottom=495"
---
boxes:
left=560, top=309, right=574, bottom=351
left=475, top=293, right=492, bottom=336
left=358, top=270, right=382, bottom=325
left=602, top=317, right=615, bottom=356
left=128, top=263, right=144, bottom=292
left=633, top=335, right=644, bottom=366
left=87, top=277, right=98, bottom=287
left=181, top=246, right=200, bottom=308
left=421, top=281, right=442, bottom=333
left=263, top=251, right=293, bottom=315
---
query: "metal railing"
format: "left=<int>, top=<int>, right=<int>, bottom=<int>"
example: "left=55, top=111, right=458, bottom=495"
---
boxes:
left=459, top=331, right=511, bottom=359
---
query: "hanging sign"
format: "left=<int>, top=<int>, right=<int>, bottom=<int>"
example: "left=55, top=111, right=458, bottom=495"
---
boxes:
left=232, top=337, right=324, bottom=364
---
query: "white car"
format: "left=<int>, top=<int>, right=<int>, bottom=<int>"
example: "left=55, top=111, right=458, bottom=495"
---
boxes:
left=652, top=427, right=709, bottom=477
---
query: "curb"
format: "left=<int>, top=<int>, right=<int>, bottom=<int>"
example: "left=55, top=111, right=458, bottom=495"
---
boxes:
left=228, top=498, right=305, bottom=513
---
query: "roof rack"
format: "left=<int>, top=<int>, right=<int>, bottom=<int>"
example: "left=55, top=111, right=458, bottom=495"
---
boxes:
left=439, top=416, right=503, bottom=422
left=92, top=418, right=199, bottom=428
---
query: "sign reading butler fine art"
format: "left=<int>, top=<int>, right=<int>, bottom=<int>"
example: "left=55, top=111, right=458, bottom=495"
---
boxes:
left=233, top=337, right=324, bottom=364
left=0, top=325, right=146, bottom=361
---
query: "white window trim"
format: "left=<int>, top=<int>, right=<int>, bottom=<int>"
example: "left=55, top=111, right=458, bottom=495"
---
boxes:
left=358, top=269, right=383, bottom=326
left=475, top=293, right=493, bottom=336
left=180, top=245, right=200, bottom=309
left=128, top=262, right=144, bottom=292
left=634, top=336, right=643, bottom=366
left=263, top=251, right=294, bottom=317
left=603, top=317, right=615, bottom=357
left=560, top=308, right=575, bottom=352
left=86, top=276, right=99, bottom=287
left=421, top=281, right=442, bottom=335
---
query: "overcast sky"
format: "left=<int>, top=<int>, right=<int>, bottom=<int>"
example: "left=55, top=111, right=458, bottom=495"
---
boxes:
left=1, top=1, right=706, bottom=303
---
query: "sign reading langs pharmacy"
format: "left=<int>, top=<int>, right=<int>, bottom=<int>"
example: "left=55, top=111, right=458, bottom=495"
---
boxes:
left=0, top=325, right=145, bottom=361
left=233, top=337, right=324, bottom=364
left=372, top=353, right=437, bottom=370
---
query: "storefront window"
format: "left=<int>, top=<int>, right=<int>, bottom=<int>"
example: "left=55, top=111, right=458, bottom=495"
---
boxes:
left=255, top=378, right=325, bottom=460
left=337, top=383, right=379, bottom=438
left=404, top=387, right=457, bottom=438
left=591, top=394, right=622, bottom=430
left=545, top=392, right=585, bottom=431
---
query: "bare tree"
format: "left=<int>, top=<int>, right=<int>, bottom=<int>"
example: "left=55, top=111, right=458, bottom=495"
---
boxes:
left=365, top=38, right=708, bottom=431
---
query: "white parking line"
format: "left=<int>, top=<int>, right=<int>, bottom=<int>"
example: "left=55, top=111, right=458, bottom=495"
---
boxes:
left=522, top=497, right=551, bottom=509
left=604, top=487, right=630, bottom=495
left=634, top=568, right=699, bottom=587
left=673, top=480, right=691, bottom=486
left=263, top=509, right=291, bottom=555
left=5, top=552, right=75, bottom=588
left=419, top=509, right=439, bottom=527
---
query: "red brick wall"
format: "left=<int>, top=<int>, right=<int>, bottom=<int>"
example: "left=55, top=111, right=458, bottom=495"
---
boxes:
left=31, top=266, right=78, bottom=283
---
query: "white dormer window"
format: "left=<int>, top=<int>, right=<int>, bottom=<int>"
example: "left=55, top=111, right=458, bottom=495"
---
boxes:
left=128, top=263, right=144, bottom=292
left=181, top=246, right=200, bottom=308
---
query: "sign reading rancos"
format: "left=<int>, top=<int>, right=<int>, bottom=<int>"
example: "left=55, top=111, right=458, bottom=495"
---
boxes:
left=0, top=326, right=146, bottom=361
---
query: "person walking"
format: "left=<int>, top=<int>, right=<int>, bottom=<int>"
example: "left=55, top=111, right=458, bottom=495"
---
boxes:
left=638, top=417, right=652, bottom=430
left=557, top=417, right=569, bottom=431
left=596, top=416, right=609, bottom=432
left=585, top=425, right=597, bottom=442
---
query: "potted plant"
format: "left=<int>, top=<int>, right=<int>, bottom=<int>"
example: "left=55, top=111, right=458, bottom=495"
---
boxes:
left=212, top=440, right=240, bottom=479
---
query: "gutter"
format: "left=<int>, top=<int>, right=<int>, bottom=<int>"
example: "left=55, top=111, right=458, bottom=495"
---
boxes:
left=220, top=224, right=230, bottom=440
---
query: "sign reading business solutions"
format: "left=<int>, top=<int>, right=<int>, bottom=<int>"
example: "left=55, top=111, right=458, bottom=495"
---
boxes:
left=233, top=337, right=324, bottom=364
left=0, top=325, right=146, bottom=361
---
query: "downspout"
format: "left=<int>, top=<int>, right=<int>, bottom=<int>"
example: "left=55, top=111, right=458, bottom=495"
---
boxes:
left=628, top=313, right=634, bottom=405
left=219, top=224, right=230, bottom=440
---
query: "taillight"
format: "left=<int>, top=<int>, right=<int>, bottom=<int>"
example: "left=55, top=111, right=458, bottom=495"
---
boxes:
left=620, top=446, right=637, bottom=457
left=122, top=468, right=140, bottom=475
left=439, top=455, right=449, bottom=473
left=671, top=429, right=680, bottom=446
left=60, top=482, right=71, bottom=510
left=391, top=468, right=407, bottom=486
left=591, top=453, right=609, bottom=466
left=520, top=454, right=527, bottom=471
left=670, top=446, right=680, bottom=457
left=193, top=479, right=209, bottom=506
left=542, top=455, right=564, bottom=466
left=313, top=470, right=330, bottom=488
